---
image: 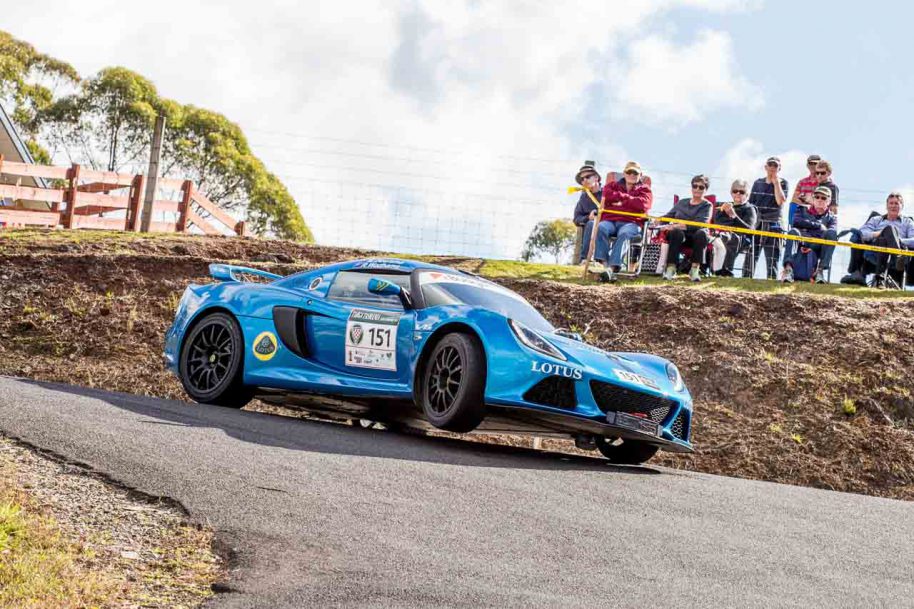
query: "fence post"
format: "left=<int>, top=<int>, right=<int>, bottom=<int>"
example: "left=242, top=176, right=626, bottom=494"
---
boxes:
left=176, top=180, right=193, bottom=232
left=129, top=174, right=146, bottom=231
left=140, top=115, right=166, bottom=232
left=63, top=163, right=80, bottom=229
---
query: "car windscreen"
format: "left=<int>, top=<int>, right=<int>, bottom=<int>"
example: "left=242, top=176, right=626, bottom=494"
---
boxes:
left=418, top=271, right=553, bottom=332
left=327, top=271, right=412, bottom=309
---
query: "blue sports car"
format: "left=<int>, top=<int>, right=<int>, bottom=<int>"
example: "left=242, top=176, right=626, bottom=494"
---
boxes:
left=164, top=258, right=693, bottom=464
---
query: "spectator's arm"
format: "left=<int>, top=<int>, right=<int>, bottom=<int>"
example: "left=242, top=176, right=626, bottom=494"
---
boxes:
left=739, top=205, right=758, bottom=230
left=572, top=195, right=594, bottom=226
left=792, top=213, right=821, bottom=231
left=773, top=178, right=787, bottom=207
left=860, top=216, right=882, bottom=241
left=617, top=185, right=653, bottom=213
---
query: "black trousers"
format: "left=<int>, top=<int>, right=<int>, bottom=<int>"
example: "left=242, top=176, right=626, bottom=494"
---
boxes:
left=743, top=220, right=782, bottom=279
left=718, top=232, right=743, bottom=271
left=667, top=228, right=709, bottom=266
left=848, top=226, right=914, bottom=285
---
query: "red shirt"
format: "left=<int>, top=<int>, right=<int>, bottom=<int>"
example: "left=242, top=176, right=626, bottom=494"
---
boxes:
left=794, top=175, right=818, bottom=202
left=601, top=179, right=653, bottom=225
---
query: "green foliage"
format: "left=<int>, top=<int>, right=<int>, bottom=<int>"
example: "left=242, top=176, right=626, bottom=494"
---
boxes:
left=842, top=397, right=857, bottom=416
left=521, top=219, right=577, bottom=264
left=0, top=30, right=312, bottom=242
left=0, top=31, right=79, bottom=136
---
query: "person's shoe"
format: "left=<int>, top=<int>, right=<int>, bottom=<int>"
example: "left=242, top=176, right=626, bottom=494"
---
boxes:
left=815, top=269, right=826, bottom=284
left=689, top=266, right=701, bottom=282
left=662, top=264, right=676, bottom=280
left=716, top=269, right=734, bottom=277
left=781, top=266, right=794, bottom=283
left=840, top=270, right=866, bottom=286
left=599, top=269, right=616, bottom=283
left=873, top=276, right=885, bottom=289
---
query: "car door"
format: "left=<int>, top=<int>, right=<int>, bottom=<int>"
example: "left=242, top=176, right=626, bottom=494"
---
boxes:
left=305, top=270, right=415, bottom=384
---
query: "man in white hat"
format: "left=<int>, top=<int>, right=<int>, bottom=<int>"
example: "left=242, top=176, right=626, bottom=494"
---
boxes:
left=593, top=160, right=653, bottom=282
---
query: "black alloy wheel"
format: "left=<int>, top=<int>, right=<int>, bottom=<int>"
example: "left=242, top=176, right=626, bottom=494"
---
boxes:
left=418, top=333, right=485, bottom=433
left=179, top=312, right=253, bottom=408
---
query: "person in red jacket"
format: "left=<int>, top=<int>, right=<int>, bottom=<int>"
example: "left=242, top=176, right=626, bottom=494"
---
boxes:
left=594, top=161, right=653, bottom=281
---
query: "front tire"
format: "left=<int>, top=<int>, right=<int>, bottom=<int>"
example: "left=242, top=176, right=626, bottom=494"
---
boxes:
left=418, top=333, right=486, bottom=433
left=179, top=312, right=254, bottom=408
left=594, top=437, right=659, bottom=465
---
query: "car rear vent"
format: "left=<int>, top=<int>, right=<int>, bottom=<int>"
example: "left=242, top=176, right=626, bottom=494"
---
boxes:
left=590, top=380, right=676, bottom=424
left=523, top=377, right=577, bottom=409
left=670, top=409, right=690, bottom=441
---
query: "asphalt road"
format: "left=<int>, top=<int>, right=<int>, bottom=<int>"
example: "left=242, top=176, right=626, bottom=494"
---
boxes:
left=0, top=376, right=911, bottom=608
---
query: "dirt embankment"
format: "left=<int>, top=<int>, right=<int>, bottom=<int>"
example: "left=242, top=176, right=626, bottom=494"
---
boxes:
left=2, top=230, right=913, bottom=501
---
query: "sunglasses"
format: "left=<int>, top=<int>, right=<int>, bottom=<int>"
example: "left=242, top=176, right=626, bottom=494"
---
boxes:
left=624, top=170, right=640, bottom=176
left=766, top=163, right=779, bottom=168
left=815, top=171, right=827, bottom=176
left=731, top=190, right=746, bottom=195
left=813, top=194, right=829, bottom=201
left=691, top=184, right=706, bottom=190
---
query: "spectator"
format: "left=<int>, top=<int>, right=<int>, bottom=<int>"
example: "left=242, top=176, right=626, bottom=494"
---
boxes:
left=743, top=156, right=789, bottom=279
left=788, top=154, right=821, bottom=227
left=781, top=186, right=838, bottom=283
left=595, top=160, right=653, bottom=282
left=840, top=192, right=914, bottom=287
left=711, top=179, right=758, bottom=277
left=572, top=162, right=602, bottom=264
left=659, top=174, right=714, bottom=282
left=815, top=160, right=839, bottom=213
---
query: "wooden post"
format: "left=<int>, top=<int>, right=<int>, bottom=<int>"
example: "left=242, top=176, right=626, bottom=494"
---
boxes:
left=126, top=174, right=142, bottom=230
left=63, top=163, right=80, bottom=229
left=140, top=115, right=166, bottom=232
left=176, top=180, right=193, bottom=232
left=234, top=220, right=246, bottom=237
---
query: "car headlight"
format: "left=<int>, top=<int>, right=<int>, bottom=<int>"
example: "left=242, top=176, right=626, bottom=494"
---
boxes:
left=666, top=362, right=684, bottom=392
left=509, top=319, right=566, bottom=361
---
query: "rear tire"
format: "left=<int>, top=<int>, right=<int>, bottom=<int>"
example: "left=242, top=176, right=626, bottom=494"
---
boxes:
left=594, top=437, right=659, bottom=465
left=417, top=333, right=486, bottom=433
left=179, top=312, right=254, bottom=408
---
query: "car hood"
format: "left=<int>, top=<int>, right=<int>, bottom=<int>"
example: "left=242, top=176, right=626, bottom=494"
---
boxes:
left=547, top=333, right=689, bottom=399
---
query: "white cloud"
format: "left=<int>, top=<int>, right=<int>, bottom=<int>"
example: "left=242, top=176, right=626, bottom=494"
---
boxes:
left=715, top=138, right=808, bottom=193
left=609, top=30, right=762, bottom=129
left=3, top=0, right=762, bottom=257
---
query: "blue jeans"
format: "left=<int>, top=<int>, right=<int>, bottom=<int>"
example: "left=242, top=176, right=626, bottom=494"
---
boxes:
left=578, top=219, right=595, bottom=263
left=595, top=220, right=641, bottom=269
left=784, top=228, right=837, bottom=269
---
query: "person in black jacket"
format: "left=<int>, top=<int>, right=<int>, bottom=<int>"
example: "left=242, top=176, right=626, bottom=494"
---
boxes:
left=572, top=163, right=602, bottom=264
left=711, top=179, right=757, bottom=276
left=781, top=186, right=838, bottom=283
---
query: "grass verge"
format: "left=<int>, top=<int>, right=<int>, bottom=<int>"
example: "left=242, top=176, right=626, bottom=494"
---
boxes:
left=0, top=472, right=116, bottom=609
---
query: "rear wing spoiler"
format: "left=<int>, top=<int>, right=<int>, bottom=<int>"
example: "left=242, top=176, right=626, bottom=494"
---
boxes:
left=209, top=263, right=283, bottom=282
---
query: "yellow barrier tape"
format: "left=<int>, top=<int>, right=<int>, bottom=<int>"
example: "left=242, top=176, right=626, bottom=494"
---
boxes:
left=568, top=186, right=914, bottom=258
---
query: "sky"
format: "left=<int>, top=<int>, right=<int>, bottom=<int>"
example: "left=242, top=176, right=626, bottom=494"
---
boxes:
left=4, top=0, right=913, bottom=260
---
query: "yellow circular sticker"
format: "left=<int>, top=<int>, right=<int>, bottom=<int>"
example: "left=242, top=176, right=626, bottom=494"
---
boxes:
left=252, top=331, right=278, bottom=361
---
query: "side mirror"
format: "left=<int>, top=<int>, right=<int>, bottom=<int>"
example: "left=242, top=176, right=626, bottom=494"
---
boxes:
left=367, top=277, right=413, bottom=309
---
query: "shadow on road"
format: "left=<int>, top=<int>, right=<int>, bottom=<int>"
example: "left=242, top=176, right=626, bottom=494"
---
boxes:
left=17, top=379, right=662, bottom=476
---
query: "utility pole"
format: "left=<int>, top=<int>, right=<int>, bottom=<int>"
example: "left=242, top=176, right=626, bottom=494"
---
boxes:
left=140, top=115, right=166, bottom=233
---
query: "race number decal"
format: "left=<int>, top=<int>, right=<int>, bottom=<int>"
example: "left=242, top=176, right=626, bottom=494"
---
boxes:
left=613, top=368, right=660, bottom=391
left=345, top=309, right=400, bottom=371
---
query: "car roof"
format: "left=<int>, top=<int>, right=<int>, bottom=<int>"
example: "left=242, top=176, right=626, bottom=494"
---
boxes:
left=326, top=258, right=461, bottom=274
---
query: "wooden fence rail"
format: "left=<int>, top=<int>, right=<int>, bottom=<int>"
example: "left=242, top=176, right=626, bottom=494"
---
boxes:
left=0, top=155, right=245, bottom=236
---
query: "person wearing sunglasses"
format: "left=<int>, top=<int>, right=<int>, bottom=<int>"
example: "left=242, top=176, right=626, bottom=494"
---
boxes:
left=781, top=186, right=838, bottom=283
left=594, top=160, right=652, bottom=282
left=572, top=162, right=603, bottom=264
left=814, top=160, right=839, bottom=214
left=711, top=179, right=758, bottom=277
left=788, top=154, right=822, bottom=227
left=657, top=174, right=714, bottom=281
left=744, top=156, right=789, bottom=279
